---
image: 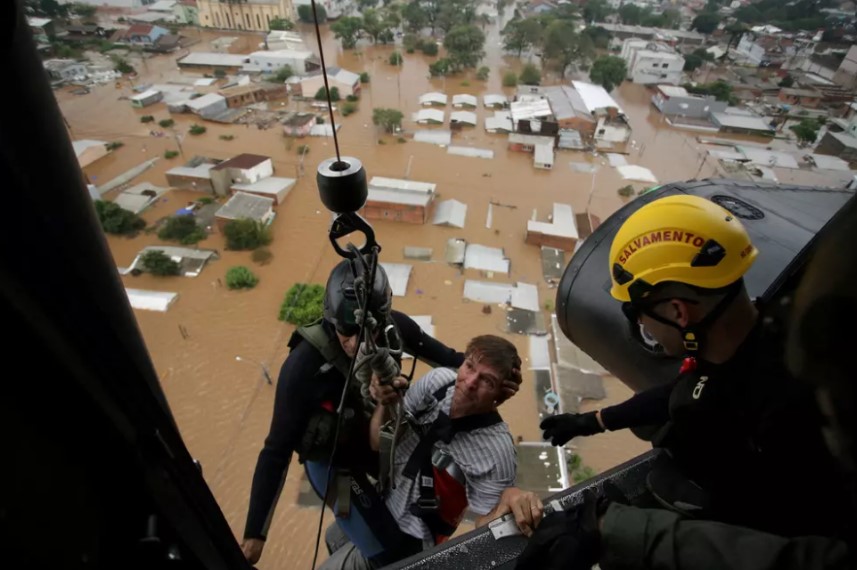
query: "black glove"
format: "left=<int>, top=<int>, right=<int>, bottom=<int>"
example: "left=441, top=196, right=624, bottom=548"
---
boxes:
left=540, top=412, right=605, bottom=447
left=515, top=489, right=601, bottom=570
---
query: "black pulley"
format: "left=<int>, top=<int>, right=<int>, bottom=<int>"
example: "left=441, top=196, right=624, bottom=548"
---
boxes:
left=317, top=156, right=368, bottom=214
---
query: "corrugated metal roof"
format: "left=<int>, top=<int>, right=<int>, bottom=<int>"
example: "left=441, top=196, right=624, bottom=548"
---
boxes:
left=510, top=99, right=553, bottom=123
left=131, top=89, right=161, bottom=101
left=571, top=80, right=624, bottom=114
left=419, top=92, right=448, bottom=105
left=72, top=139, right=106, bottom=157
left=558, top=130, right=585, bottom=149
left=736, top=146, right=800, bottom=169
left=126, top=288, right=178, bottom=312
left=808, top=153, right=851, bottom=171
left=540, top=247, right=565, bottom=283
left=529, top=336, right=551, bottom=370
left=445, top=238, right=466, bottom=264
left=414, top=109, right=445, bottom=123
left=464, top=244, right=510, bottom=274
left=463, top=281, right=539, bottom=310
left=213, top=153, right=269, bottom=171
left=450, top=111, right=477, bottom=125
left=452, top=94, right=478, bottom=107
left=414, top=130, right=452, bottom=145
left=483, top=94, right=507, bottom=107
left=711, top=112, right=774, bottom=132
left=166, top=164, right=215, bottom=178
left=379, top=263, right=411, bottom=297
left=528, top=203, right=578, bottom=239
left=310, top=124, right=341, bottom=136
left=485, top=111, right=513, bottom=132
left=186, top=92, right=226, bottom=111
left=215, top=191, right=273, bottom=221
left=447, top=146, right=494, bottom=159
left=231, top=176, right=296, bottom=196
left=403, top=247, right=433, bottom=260
left=367, top=188, right=432, bottom=206
left=432, top=199, right=467, bottom=228
left=534, top=143, right=554, bottom=166
left=606, top=153, right=628, bottom=167
left=178, top=52, right=247, bottom=67
left=371, top=177, right=435, bottom=194
left=550, top=314, right=607, bottom=374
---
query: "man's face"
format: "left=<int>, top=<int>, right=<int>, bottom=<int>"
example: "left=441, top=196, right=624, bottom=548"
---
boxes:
left=335, top=330, right=359, bottom=358
left=452, top=354, right=504, bottom=415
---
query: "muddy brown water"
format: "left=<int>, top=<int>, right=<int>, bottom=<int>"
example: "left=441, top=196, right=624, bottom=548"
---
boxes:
left=54, top=19, right=793, bottom=568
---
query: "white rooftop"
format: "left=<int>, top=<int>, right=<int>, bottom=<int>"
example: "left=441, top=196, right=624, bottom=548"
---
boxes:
left=166, top=163, right=216, bottom=178
left=464, top=244, right=510, bottom=274
left=414, top=108, right=445, bottom=123
left=571, top=80, right=624, bottom=114
left=371, top=177, right=436, bottom=194
left=657, top=85, right=689, bottom=97
left=432, top=199, right=467, bottom=228
left=194, top=78, right=218, bottom=86
left=310, top=124, right=341, bottom=136
left=28, top=17, right=52, bottom=27
left=216, top=191, right=274, bottom=221
left=712, top=112, right=774, bottom=132
left=485, top=111, right=513, bottom=132
left=736, top=146, right=800, bottom=169
left=419, top=92, right=448, bottom=106
left=179, top=52, right=247, bottom=67
left=186, top=93, right=225, bottom=111
left=510, top=99, right=553, bottom=123
left=413, top=130, right=452, bottom=145
left=463, top=281, right=539, bottom=311
left=126, top=289, right=178, bottom=312
left=452, top=94, right=478, bottom=107
left=131, top=89, right=161, bottom=101
left=617, top=164, right=658, bottom=183
left=450, top=111, right=477, bottom=125
left=72, top=139, right=106, bottom=157
left=527, top=203, right=578, bottom=239
left=534, top=143, right=554, bottom=165
left=231, top=176, right=297, bottom=195
left=367, top=176, right=436, bottom=207
left=448, top=146, right=494, bottom=159
left=148, top=0, right=177, bottom=10
left=379, top=263, right=412, bottom=297
left=483, top=94, right=508, bottom=107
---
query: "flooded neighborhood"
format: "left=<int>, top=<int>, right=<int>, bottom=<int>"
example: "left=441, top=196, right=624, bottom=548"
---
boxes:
left=27, top=0, right=857, bottom=566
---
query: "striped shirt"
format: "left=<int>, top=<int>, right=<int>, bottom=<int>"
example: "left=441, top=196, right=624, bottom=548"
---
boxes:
left=385, top=367, right=517, bottom=543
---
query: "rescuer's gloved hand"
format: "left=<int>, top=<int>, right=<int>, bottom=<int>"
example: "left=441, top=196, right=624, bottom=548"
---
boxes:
left=515, top=489, right=601, bottom=570
left=540, top=412, right=605, bottom=447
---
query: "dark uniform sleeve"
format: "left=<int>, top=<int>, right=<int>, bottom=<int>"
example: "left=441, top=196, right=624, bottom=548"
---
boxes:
left=600, top=503, right=852, bottom=570
left=391, top=310, right=465, bottom=369
left=599, top=381, right=674, bottom=431
left=243, top=341, right=327, bottom=540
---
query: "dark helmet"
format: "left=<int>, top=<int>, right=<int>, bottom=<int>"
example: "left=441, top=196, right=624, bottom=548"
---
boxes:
left=324, top=258, right=393, bottom=336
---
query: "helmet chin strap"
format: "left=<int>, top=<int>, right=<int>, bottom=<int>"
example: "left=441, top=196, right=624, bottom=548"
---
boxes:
left=641, top=281, right=743, bottom=357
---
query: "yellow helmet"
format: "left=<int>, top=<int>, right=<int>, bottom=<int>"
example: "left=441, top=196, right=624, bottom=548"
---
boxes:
left=609, top=195, right=758, bottom=303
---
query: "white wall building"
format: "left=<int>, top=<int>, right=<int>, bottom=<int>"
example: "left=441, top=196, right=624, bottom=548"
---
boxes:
left=244, top=49, right=316, bottom=74
left=621, top=39, right=685, bottom=85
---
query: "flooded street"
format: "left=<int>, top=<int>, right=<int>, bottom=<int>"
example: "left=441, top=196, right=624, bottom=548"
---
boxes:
left=56, top=20, right=757, bottom=568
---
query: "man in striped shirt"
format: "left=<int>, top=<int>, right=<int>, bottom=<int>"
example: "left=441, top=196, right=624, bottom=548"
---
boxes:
left=321, top=335, right=528, bottom=569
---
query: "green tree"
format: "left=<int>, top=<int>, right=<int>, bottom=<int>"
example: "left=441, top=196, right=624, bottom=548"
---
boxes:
left=315, top=86, right=341, bottom=101
left=402, top=1, right=428, bottom=32
left=389, top=51, right=403, bottom=65
left=297, top=4, right=326, bottom=23
left=685, top=79, right=737, bottom=104
left=189, top=124, right=206, bottom=135
left=140, top=115, right=155, bottom=123
left=691, top=12, right=719, bottom=34
left=543, top=20, right=594, bottom=77
left=437, top=0, right=477, bottom=34
left=279, top=283, right=325, bottom=325
left=684, top=53, right=704, bottom=71
left=502, top=71, right=518, bottom=87
left=331, top=16, right=363, bottom=49
left=476, top=66, right=490, bottom=80
left=519, top=62, right=541, bottom=85
left=582, top=25, right=612, bottom=49
left=226, top=266, right=259, bottom=290
left=589, top=55, right=626, bottom=91
left=274, top=65, right=293, bottom=82
left=617, top=184, right=634, bottom=198
left=268, top=17, right=295, bottom=30
left=582, top=0, right=612, bottom=22
left=341, top=101, right=358, bottom=116
left=159, top=118, right=174, bottom=128
left=94, top=200, right=145, bottom=236
left=360, top=71, right=370, bottom=83
left=790, top=118, right=821, bottom=144
left=164, top=150, right=179, bottom=159
left=158, top=215, right=206, bottom=245
left=501, top=17, right=541, bottom=57
left=779, top=74, right=794, bottom=87
left=213, top=69, right=226, bottom=78
left=113, top=57, right=135, bottom=74
left=734, top=4, right=762, bottom=23
left=428, top=57, right=452, bottom=76
left=420, top=40, right=439, bottom=56
left=444, top=24, right=485, bottom=69
left=372, top=108, right=404, bottom=133
left=618, top=3, right=642, bottom=24
left=224, top=219, right=272, bottom=250
left=141, top=250, right=180, bottom=277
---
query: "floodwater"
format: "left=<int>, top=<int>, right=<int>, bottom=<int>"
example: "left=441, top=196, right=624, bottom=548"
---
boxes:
left=54, top=17, right=784, bottom=568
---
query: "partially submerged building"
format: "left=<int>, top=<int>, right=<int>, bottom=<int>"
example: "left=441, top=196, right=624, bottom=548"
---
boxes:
left=210, top=153, right=273, bottom=196
left=362, top=176, right=436, bottom=224
left=526, top=203, right=578, bottom=251
left=213, top=192, right=275, bottom=232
